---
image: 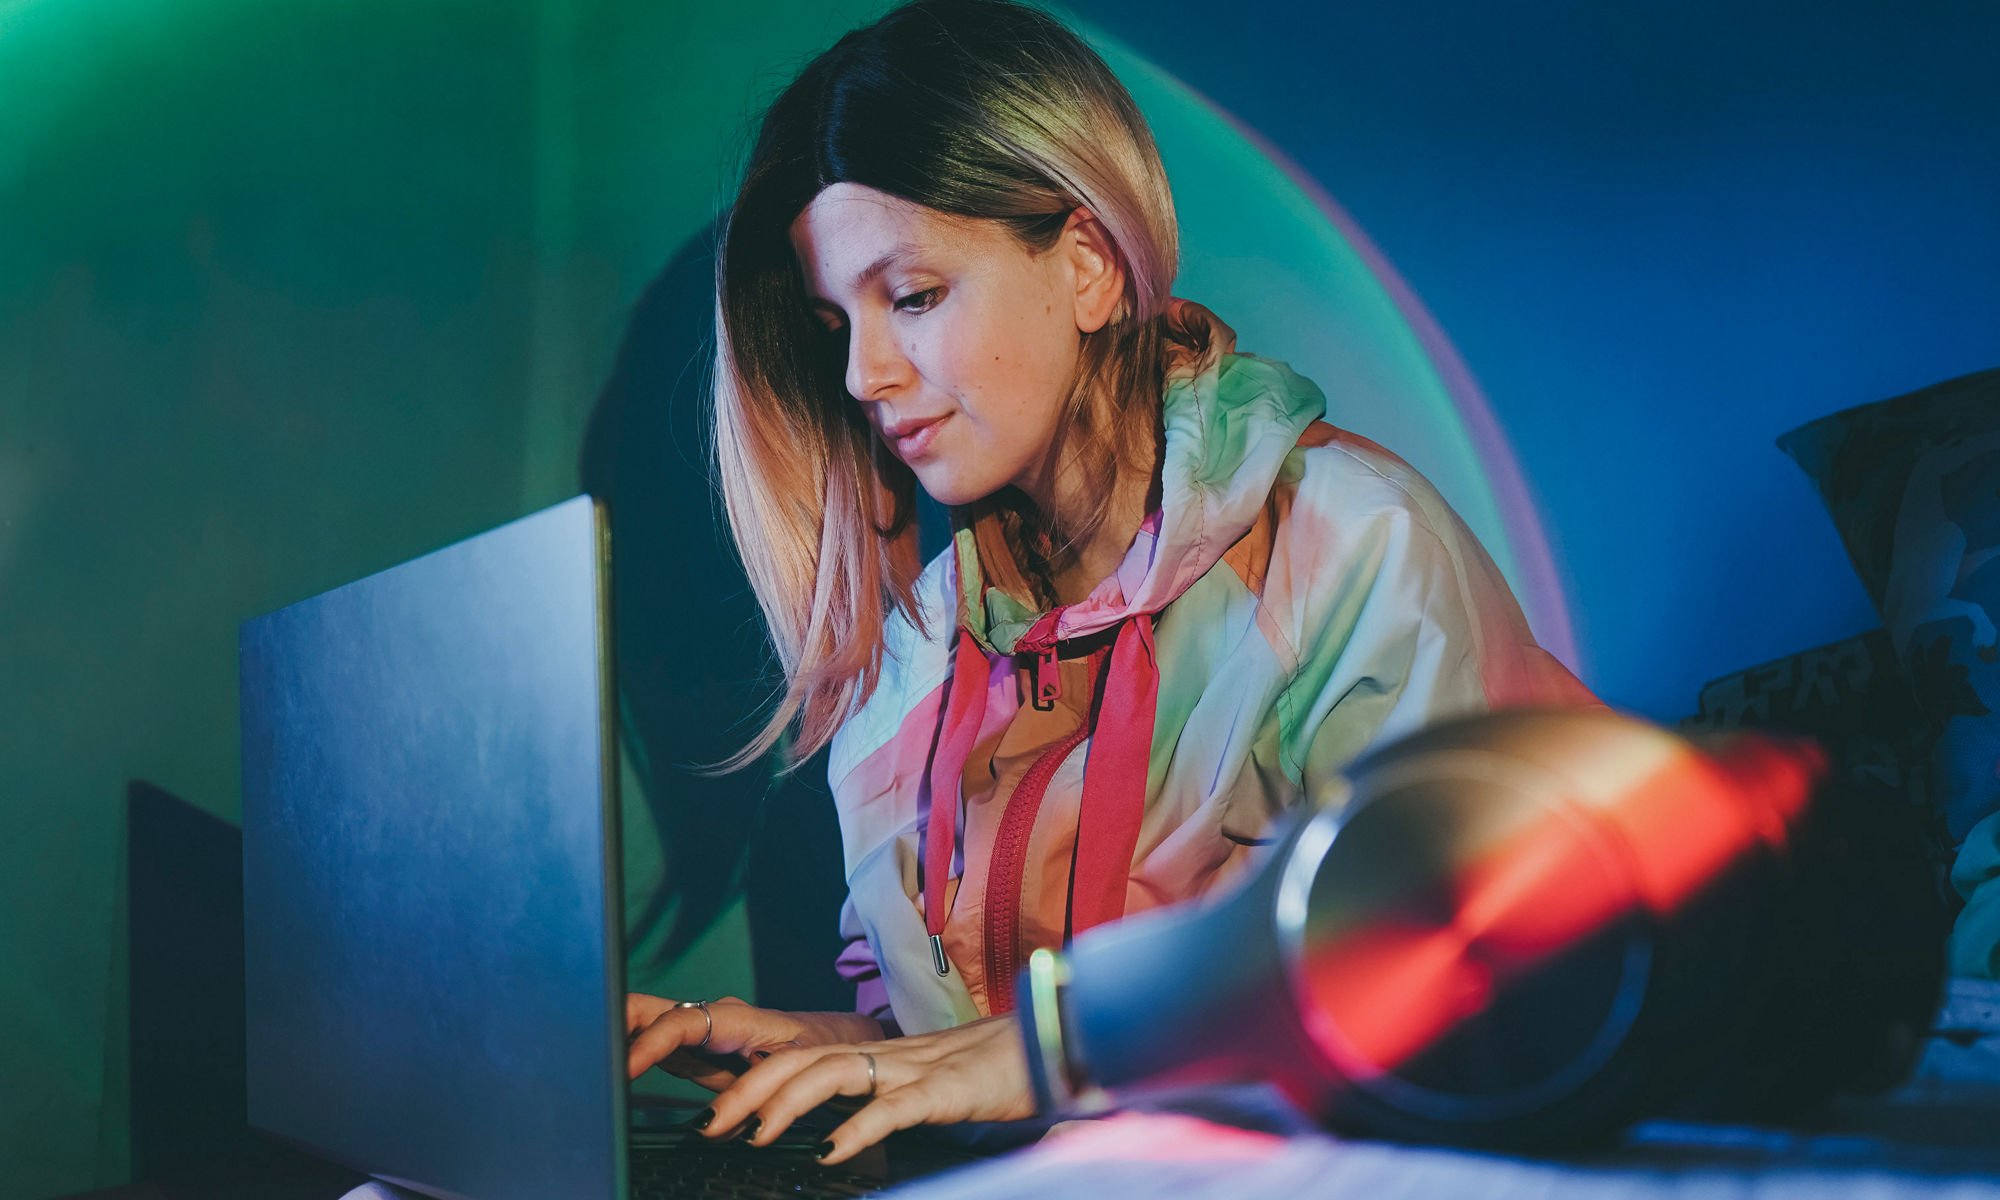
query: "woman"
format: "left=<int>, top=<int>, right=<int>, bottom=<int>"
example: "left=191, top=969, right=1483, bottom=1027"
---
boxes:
left=626, top=0, right=1596, bottom=1163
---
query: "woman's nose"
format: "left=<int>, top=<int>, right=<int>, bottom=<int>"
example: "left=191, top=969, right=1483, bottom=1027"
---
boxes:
left=845, top=311, right=913, bottom=403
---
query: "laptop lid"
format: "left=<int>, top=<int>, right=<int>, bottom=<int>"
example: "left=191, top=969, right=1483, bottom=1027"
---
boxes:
left=239, top=494, right=630, bottom=1200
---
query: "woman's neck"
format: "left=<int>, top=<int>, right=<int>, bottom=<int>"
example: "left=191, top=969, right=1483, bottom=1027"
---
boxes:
left=1024, top=418, right=1161, bottom=609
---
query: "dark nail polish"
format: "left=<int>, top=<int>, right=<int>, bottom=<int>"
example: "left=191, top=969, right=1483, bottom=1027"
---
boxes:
left=736, top=1116, right=762, bottom=1142
left=688, top=1107, right=714, bottom=1132
left=814, top=1140, right=835, bottom=1161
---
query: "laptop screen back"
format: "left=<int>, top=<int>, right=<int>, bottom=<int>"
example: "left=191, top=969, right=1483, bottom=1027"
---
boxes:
left=239, top=495, right=626, bottom=1200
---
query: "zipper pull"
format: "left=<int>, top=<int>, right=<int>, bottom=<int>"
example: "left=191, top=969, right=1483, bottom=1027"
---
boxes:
left=931, top=934, right=951, bottom=976
left=1031, top=646, right=1060, bottom=711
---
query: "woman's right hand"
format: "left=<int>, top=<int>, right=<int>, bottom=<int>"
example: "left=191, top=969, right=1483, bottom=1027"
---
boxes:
left=625, top=994, right=883, bottom=1092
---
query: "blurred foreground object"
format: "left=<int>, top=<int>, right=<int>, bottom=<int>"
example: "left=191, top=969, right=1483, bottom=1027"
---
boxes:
left=1020, top=707, right=1950, bottom=1149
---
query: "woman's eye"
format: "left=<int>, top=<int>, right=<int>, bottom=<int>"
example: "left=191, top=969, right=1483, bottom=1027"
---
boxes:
left=895, top=287, right=942, bottom=313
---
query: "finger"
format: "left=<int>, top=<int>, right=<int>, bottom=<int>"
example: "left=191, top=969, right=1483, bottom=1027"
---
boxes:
left=655, top=1048, right=742, bottom=1092
left=815, top=1086, right=932, bottom=1164
left=701, top=1044, right=838, bottom=1137
left=625, top=993, right=680, bottom=1035
left=626, top=1008, right=712, bottom=1079
left=743, top=1052, right=877, bottom=1145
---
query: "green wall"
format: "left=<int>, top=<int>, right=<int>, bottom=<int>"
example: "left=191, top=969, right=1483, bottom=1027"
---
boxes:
left=0, top=1, right=894, bottom=1192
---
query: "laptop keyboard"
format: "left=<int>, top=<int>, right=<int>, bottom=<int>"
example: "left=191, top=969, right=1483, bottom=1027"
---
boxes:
left=629, top=1145, right=885, bottom=1198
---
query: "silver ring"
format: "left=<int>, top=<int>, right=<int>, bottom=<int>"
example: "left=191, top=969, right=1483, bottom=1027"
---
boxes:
left=859, top=1051, right=877, bottom=1098
left=674, top=1000, right=713, bottom=1048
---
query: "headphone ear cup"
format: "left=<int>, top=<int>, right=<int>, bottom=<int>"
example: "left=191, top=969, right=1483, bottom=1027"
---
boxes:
left=1656, top=757, right=1950, bottom=1124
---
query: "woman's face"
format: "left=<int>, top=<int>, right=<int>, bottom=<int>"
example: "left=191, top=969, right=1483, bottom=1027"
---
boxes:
left=788, top=182, right=1123, bottom=509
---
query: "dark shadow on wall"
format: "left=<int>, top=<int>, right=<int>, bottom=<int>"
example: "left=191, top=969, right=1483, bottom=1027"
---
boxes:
left=581, top=226, right=873, bottom=1011
left=126, top=780, right=366, bottom=1200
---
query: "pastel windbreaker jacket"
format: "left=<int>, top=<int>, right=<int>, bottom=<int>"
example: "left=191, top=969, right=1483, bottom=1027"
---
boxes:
left=827, top=298, right=1597, bottom=1035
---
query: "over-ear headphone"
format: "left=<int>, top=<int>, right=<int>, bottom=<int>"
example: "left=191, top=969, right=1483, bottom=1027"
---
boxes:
left=1018, top=707, right=1948, bottom=1150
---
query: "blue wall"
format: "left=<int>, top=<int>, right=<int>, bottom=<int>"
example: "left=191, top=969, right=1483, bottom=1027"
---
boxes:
left=1067, top=0, right=2000, bottom=718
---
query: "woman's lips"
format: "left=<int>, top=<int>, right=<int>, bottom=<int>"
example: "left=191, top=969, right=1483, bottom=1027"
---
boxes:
left=886, top=414, right=948, bottom=459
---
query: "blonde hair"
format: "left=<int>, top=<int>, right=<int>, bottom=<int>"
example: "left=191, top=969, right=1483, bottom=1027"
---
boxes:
left=712, top=0, right=1180, bottom=771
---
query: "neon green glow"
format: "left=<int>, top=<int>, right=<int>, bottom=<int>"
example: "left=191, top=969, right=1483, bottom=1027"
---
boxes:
left=1068, top=14, right=1520, bottom=590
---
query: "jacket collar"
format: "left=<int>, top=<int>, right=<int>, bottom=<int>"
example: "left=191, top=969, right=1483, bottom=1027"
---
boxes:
left=953, top=297, right=1327, bottom=655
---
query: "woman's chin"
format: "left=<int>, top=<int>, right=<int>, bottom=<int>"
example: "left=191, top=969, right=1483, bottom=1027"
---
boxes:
left=913, top=468, right=999, bottom=509
left=918, top=484, right=985, bottom=508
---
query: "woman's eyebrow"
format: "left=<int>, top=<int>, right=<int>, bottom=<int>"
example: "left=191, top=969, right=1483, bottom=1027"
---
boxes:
left=805, top=241, right=927, bottom=305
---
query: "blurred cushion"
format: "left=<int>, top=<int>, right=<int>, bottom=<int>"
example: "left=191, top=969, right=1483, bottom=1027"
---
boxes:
left=1778, top=366, right=2000, bottom=978
left=1681, top=628, right=1934, bottom=811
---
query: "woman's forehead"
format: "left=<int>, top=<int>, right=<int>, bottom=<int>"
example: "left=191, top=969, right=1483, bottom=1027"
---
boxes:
left=790, top=185, right=998, bottom=297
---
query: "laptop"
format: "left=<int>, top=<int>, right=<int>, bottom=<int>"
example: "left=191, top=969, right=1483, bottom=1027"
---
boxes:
left=238, top=494, right=974, bottom=1200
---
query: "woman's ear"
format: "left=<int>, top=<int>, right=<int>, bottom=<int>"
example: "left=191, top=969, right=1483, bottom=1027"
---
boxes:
left=1062, top=206, right=1125, bottom=334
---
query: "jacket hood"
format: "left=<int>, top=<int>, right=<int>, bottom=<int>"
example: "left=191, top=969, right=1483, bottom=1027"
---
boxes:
left=953, top=297, right=1329, bottom=654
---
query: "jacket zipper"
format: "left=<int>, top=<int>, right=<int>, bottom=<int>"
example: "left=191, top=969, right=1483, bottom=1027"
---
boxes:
left=981, top=650, right=1101, bottom=1014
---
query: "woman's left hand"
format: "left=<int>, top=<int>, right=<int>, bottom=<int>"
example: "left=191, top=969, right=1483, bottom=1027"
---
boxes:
left=695, top=1012, right=1036, bottom=1164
